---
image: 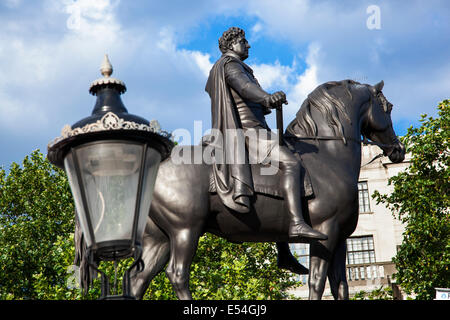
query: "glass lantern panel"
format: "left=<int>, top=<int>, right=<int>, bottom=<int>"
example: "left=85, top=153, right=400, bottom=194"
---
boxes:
left=64, top=152, right=93, bottom=247
left=135, top=147, right=162, bottom=243
left=76, top=141, right=143, bottom=244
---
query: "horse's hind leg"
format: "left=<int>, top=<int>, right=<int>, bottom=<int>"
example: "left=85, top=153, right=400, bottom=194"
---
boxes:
left=130, top=217, right=170, bottom=299
left=327, top=239, right=349, bottom=300
left=165, top=227, right=202, bottom=300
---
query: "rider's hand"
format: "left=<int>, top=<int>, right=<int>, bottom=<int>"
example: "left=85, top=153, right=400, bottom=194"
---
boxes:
left=269, top=91, right=287, bottom=109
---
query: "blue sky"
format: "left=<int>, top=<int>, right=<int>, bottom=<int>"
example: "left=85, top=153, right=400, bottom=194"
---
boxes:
left=0, top=0, right=449, bottom=169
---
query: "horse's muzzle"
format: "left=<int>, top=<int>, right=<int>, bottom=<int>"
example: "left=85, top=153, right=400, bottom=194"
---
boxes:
left=388, top=141, right=406, bottom=163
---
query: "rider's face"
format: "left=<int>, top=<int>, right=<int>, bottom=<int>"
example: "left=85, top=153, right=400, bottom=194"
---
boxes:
left=230, top=36, right=250, bottom=61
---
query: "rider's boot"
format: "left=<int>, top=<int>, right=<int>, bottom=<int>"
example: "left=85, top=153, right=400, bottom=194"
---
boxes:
left=280, top=160, right=328, bottom=241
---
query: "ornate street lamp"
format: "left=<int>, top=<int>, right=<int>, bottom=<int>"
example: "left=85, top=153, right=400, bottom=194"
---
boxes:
left=47, top=55, right=173, bottom=299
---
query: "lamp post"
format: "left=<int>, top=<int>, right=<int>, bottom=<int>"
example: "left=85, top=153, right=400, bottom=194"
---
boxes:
left=47, top=55, right=173, bottom=299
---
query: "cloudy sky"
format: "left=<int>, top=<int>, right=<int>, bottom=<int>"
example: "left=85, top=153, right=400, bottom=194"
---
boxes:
left=0, top=0, right=449, bottom=168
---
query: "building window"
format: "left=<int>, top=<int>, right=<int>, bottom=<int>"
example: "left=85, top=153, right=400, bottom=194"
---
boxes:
left=358, top=181, right=371, bottom=213
left=346, top=236, right=375, bottom=265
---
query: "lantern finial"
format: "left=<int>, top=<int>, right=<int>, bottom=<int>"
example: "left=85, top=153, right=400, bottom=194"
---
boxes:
left=100, top=54, right=113, bottom=78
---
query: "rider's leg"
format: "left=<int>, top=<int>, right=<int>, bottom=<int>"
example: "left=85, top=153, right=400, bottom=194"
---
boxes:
left=277, top=146, right=327, bottom=240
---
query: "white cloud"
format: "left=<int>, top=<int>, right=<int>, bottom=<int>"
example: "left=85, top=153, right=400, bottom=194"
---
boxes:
left=0, top=0, right=127, bottom=135
left=243, top=44, right=322, bottom=129
left=239, top=0, right=449, bottom=128
left=191, top=52, right=213, bottom=78
left=248, top=22, right=264, bottom=43
left=63, top=0, right=120, bottom=36
left=0, top=1, right=215, bottom=144
left=252, top=22, right=263, bottom=34
left=156, top=28, right=213, bottom=79
left=156, top=28, right=177, bottom=52
left=0, top=14, right=207, bottom=136
left=288, top=43, right=320, bottom=108
left=250, top=43, right=321, bottom=122
left=0, top=0, right=448, bottom=168
left=0, top=91, right=48, bottom=133
left=251, top=60, right=293, bottom=90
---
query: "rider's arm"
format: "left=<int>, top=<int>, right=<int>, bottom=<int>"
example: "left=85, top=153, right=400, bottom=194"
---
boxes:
left=224, top=61, right=271, bottom=108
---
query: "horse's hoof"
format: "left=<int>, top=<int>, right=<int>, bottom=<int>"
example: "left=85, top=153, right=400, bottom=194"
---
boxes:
left=288, top=223, right=328, bottom=240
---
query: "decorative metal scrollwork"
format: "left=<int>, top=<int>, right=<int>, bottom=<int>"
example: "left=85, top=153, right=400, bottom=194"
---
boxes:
left=48, top=111, right=171, bottom=148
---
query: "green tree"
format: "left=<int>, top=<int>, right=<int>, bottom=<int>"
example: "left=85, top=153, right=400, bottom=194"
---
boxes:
left=0, top=150, right=296, bottom=299
left=145, top=234, right=297, bottom=300
left=0, top=150, right=79, bottom=299
left=351, top=286, right=393, bottom=300
left=373, top=100, right=450, bottom=300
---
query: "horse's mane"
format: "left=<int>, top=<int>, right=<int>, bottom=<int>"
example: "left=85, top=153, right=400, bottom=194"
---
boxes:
left=291, top=79, right=361, bottom=138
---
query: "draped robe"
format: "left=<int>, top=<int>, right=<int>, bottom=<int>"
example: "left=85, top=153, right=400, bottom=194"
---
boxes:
left=205, top=52, right=273, bottom=213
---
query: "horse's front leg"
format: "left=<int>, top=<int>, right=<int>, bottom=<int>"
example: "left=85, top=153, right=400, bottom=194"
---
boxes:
left=327, top=239, right=349, bottom=300
left=165, top=227, right=202, bottom=300
left=308, top=222, right=339, bottom=300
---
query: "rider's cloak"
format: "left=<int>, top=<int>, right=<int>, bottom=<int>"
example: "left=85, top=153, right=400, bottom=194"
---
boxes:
left=205, top=54, right=254, bottom=213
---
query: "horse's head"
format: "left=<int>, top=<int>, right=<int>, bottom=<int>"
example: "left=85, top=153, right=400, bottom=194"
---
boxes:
left=361, top=81, right=405, bottom=163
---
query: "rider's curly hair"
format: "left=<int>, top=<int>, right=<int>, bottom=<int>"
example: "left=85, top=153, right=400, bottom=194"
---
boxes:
left=218, top=27, right=245, bottom=54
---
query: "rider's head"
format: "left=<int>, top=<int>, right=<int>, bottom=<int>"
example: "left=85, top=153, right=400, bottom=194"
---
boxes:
left=219, top=27, right=250, bottom=61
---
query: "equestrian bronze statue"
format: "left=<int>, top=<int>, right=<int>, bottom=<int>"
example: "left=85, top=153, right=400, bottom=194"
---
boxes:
left=74, top=27, right=405, bottom=300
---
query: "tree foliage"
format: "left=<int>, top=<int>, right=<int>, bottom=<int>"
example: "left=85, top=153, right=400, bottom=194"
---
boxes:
left=351, top=286, right=393, bottom=300
left=0, top=150, right=296, bottom=299
left=0, top=151, right=78, bottom=299
left=373, top=100, right=450, bottom=299
left=145, top=234, right=297, bottom=300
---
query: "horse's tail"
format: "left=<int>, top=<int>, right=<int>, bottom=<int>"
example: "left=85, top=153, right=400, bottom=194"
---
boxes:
left=73, top=212, right=171, bottom=298
left=73, top=214, right=98, bottom=294
left=130, top=216, right=171, bottom=299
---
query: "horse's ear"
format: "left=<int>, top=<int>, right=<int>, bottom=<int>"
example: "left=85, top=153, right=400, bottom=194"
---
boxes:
left=374, top=80, right=384, bottom=92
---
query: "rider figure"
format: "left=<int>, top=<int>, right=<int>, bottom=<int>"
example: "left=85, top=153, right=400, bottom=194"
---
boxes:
left=205, top=27, right=327, bottom=241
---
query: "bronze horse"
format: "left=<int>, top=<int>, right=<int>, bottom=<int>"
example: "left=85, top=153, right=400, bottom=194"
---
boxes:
left=76, top=79, right=405, bottom=300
